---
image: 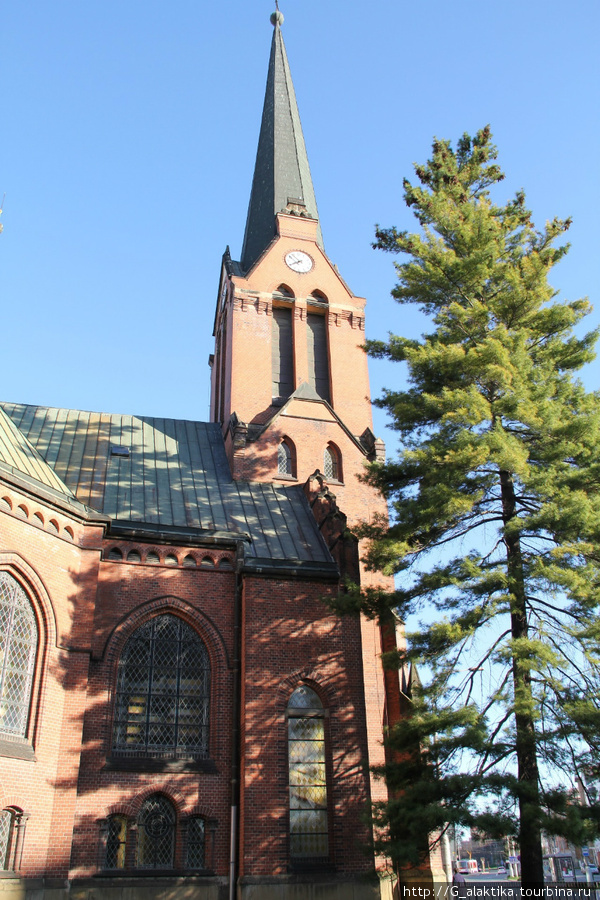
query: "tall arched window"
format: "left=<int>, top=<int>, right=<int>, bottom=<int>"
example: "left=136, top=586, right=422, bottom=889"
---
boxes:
left=112, top=615, right=210, bottom=759
left=0, top=573, right=38, bottom=739
left=136, top=794, right=175, bottom=869
left=272, top=306, right=294, bottom=400
left=306, top=313, right=330, bottom=402
left=323, top=444, right=341, bottom=482
left=287, top=685, right=329, bottom=861
left=277, top=439, right=295, bottom=477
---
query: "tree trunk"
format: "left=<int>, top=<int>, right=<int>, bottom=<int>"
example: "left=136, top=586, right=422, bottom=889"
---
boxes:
left=499, top=468, right=544, bottom=887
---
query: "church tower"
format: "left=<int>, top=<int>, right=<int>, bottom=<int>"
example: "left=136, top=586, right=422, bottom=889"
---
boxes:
left=209, top=8, right=420, bottom=890
left=210, top=10, right=385, bottom=529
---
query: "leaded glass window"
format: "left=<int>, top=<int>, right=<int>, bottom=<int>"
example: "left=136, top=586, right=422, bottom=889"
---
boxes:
left=112, top=615, right=210, bottom=758
left=278, top=441, right=294, bottom=476
left=136, top=795, right=175, bottom=869
left=185, top=816, right=205, bottom=869
left=0, top=809, right=13, bottom=870
left=104, top=815, right=128, bottom=869
left=288, top=685, right=329, bottom=860
left=323, top=445, right=340, bottom=481
left=0, top=573, right=37, bottom=738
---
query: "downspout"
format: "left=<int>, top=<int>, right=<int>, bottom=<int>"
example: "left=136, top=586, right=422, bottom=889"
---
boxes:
left=229, top=544, right=244, bottom=900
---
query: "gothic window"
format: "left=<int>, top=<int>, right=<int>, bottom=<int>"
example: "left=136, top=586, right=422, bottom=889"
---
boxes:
left=306, top=313, right=330, bottom=402
left=272, top=306, right=294, bottom=400
left=277, top=439, right=295, bottom=477
left=104, top=815, right=128, bottom=869
left=323, top=444, right=341, bottom=482
left=287, top=685, right=329, bottom=861
left=136, top=794, right=175, bottom=869
left=112, top=615, right=210, bottom=759
left=185, top=816, right=206, bottom=869
left=0, top=573, right=38, bottom=739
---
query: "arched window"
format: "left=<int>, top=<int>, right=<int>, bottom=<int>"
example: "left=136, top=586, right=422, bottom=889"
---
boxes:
left=0, top=808, right=25, bottom=872
left=185, top=816, right=206, bottom=869
left=323, top=444, right=341, bottom=482
left=277, top=439, right=295, bottom=477
left=112, top=615, right=210, bottom=759
left=0, top=573, right=37, bottom=739
left=104, top=815, right=128, bottom=869
left=136, top=794, right=175, bottom=869
left=287, top=685, right=329, bottom=861
left=0, top=809, right=14, bottom=870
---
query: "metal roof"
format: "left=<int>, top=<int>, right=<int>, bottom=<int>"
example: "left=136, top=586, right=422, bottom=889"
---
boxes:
left=240, top=19, right=323, bottom=272
left=0, top=406, right=75, bottom=498
left=1, top=402, right=334, bottom=567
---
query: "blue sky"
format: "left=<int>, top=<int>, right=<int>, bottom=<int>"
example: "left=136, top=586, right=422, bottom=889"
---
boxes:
left=2, top=0, right=599, bottom=451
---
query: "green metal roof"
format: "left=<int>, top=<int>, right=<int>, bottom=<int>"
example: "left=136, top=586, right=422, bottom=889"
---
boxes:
left=0, top=406, right=75, bottom=498
left=1, top=402, right=334, bottom=567
left=240, top=19, right=323, bottom=272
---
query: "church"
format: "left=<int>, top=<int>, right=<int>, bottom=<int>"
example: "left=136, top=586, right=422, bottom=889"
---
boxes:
left=0, top=11, right=435, bottom=900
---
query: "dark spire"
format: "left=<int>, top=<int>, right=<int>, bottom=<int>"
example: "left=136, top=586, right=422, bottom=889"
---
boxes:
left=240, top=11, right=323, bottom=272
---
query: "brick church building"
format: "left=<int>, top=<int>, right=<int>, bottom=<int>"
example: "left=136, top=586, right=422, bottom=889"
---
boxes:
left=0, top=11, right=435, bottom=900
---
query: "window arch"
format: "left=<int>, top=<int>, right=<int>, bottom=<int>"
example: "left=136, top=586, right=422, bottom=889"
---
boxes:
left=287, top=685, right=329, bottom=861
left=112, top=615, right=210, bottom=759
left=136, top=794, right=175, bottom=869
left=0, top=573, right=38, bottom=739
left=277, top=439, right=296, bottom=477
left=323, top=443, right=342, bottom=482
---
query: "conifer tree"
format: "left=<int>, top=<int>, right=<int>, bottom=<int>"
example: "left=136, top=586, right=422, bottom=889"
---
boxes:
left=355, top=128, right=600, bottom=886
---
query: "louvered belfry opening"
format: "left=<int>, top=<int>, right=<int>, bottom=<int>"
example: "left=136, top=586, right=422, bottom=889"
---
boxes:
left=112, top=615, right=210, bottom=759
left=272, top=307, right=294, bottom=401
left=306, top=314, right=330, bottom=402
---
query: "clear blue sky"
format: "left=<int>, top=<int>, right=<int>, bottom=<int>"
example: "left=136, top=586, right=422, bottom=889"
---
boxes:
left=2, top=0, right=599, bottom=451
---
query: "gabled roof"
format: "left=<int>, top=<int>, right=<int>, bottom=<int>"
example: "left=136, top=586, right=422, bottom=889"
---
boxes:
left=1, top=402, right=335, bottom=570
left=240, top=15, right=323, bottom=272
left=247, top=383, right=370, bottom=458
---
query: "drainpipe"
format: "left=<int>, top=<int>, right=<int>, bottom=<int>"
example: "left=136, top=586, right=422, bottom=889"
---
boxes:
left=229, top=545, right=244, bottom=900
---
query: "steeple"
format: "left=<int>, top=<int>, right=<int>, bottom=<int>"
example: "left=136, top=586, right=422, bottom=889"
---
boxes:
left=240, top=11, right=323, bottom=273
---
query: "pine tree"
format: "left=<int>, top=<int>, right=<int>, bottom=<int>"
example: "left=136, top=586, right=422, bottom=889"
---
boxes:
left=355, top=127, right=600, bottom=886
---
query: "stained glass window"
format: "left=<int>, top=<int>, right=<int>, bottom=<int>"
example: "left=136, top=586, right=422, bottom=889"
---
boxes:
left=0, top=573, right=37, bottom=739
left=112, top=615, right=210, bottom=758
left=104, top=815, right=127, bottom=869
left=288, top=685, right=329, bottom=860
left=185, top=816, right=205, bottom=869
left=136, top=795, right=175, bottom=869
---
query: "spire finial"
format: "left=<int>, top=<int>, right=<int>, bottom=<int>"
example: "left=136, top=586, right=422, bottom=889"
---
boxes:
left=270, top=3, right=284, bottom=27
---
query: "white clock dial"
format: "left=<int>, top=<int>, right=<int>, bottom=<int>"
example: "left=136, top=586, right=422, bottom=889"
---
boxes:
left=285, top=250, right=313, bottom=273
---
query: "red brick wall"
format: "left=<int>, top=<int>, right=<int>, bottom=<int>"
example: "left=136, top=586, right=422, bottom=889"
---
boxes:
left=0, top=486, right=102, bottom=878
left=69, top=544, right=238, bottom=878
left=239, top=575, right=374, bottom=878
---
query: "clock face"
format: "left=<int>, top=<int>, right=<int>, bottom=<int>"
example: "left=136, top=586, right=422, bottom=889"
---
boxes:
left=285, top=250, right=313, bottom=274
